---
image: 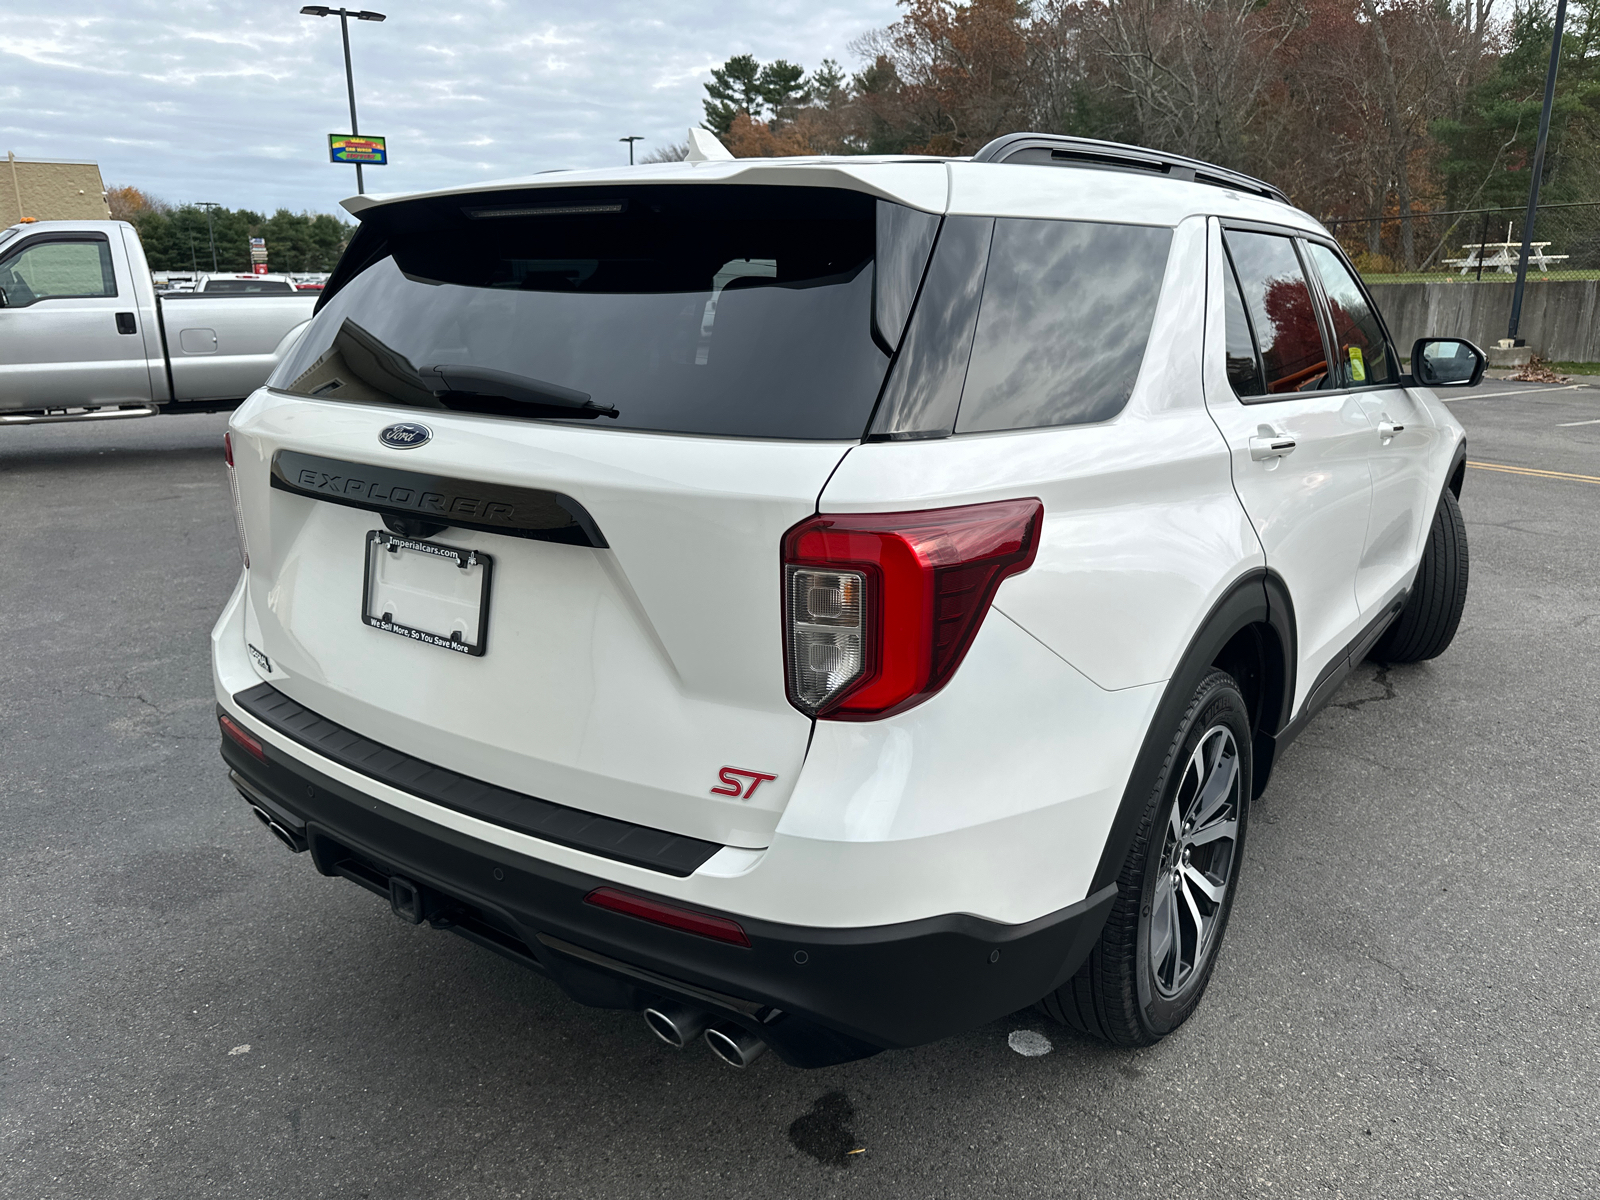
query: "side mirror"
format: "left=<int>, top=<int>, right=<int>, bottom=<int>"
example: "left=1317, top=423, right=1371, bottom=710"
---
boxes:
left=1410, top=337, right=1485, bottom=388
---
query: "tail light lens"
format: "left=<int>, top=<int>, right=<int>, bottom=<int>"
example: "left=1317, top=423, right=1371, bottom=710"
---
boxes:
left=224, top=432, right=250, bottom=568
left=782, top=497, right=1043, bottom=720
left=585, top=887, right=751, bottom=947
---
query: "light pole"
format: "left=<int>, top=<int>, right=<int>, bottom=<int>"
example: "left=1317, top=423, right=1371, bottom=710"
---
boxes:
left=196, top=202, right=221, bottom=273
left=301, top=7, right=386, bottom=195
left=620, top=136, right=643, bottom=165
left=1508, top=0, right=1568, bottom=344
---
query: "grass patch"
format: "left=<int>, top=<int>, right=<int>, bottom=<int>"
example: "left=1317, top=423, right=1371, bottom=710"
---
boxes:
left=1539, top=362, right=1600, bottom=376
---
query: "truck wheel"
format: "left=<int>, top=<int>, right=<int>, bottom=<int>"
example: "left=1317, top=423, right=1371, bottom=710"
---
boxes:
left=1042, top=670, right=1251, bottom=1046
left=1368, top=488, right=1469, bottom=664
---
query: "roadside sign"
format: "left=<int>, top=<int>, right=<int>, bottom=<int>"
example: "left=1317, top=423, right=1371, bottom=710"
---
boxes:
left=252, top=264, right=269, bottom=275
left=329, top=135, right=387, bottom=165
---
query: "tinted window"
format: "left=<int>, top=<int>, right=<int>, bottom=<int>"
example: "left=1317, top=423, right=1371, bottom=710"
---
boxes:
left=1303, top=243, right=1397, bottom=388
left=1222, top=255, right=1265, bottom=396
left=1223, top=230, right=1327, bottom=395
left=272, top=185, right=893, bottom=440
left=205, top=279, right=296, bottom=294
left=956, top=219, right=1172, bottom=433
left=0, top=238, right=116, bottom=306
left=869, top=216, right=994, bottom=440
left=874, top=201, right=940, bottom=350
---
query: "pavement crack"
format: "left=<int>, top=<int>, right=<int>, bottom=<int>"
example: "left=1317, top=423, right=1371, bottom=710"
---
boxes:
left=1333, top=666, right=1397, bottom=712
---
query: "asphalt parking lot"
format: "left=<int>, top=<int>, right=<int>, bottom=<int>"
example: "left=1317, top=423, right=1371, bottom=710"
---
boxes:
left=2, top=380, right=1597, bottom=1200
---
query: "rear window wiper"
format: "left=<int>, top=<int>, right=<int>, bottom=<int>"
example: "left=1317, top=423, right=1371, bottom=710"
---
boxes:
left=420, top=364, right=619, bottom=418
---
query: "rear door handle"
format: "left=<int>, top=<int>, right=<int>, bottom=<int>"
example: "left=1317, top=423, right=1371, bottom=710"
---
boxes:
left=115, top=312, right=137, bottom=335
left=1378, top=419, right=1404, bottom=440
left=1249, top=435, right=1297, bottom=461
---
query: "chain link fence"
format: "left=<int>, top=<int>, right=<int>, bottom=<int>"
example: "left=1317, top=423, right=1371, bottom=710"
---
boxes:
left=1325, top=202, right=1600, bottom=284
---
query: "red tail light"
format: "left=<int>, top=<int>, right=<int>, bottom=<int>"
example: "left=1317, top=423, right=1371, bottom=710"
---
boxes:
left=782, top=498, right=1043, bottom=720
left=584, top=887, right=751, bottom=947
left=224, top=432, right=250, bottom=568
left=218, top=712, right=266, bottom=761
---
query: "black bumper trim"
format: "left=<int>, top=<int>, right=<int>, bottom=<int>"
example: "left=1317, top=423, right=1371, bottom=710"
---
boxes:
left=232, top=682, right=720, bottom=877
left=535, top=933, right=767, bottom=1018
left=219, top=727, right=1117, bottom=1064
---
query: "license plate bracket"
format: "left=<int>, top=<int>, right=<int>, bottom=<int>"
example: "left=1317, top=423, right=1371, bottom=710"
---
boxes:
left=362, top=530, right=492, bottom=656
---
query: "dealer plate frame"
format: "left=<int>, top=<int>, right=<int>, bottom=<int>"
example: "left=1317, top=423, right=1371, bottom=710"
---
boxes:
left=361, top=530, right=492, bottom=657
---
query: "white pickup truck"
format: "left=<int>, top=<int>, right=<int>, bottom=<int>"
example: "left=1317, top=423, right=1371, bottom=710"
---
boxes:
left=0, top=220, right=317, bottom=425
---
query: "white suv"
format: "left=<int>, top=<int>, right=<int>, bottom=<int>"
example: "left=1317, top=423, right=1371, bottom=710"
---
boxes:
left=213, top=135, right=1481, bottom=1068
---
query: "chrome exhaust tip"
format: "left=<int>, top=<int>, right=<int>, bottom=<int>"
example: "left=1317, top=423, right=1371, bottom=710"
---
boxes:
left=704, top=1022, right=769, bottom=1068
left=643, top=1002, right=711, bottom=1049
left=247, top=803, right=305, bottom=853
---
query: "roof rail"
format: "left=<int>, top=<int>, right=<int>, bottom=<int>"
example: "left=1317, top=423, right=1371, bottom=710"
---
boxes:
left=970, top=134, right=1290, bottom=205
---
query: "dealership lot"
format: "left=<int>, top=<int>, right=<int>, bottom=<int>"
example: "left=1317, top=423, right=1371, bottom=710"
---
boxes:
left=2, top=380, right=1597, bottom=1198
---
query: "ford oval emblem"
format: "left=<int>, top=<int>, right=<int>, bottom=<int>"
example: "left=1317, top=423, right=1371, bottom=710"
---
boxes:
left=379, top=422, right=431, bottom=450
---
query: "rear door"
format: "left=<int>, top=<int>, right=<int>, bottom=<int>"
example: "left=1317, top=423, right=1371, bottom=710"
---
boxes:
left=1203, top=221, right=1375, bottom=714
left=0, top=230, right=152, bottom=410
left=231, top=182, right=935, bottom=849
left=1299, top=241, right=1438, bottom=613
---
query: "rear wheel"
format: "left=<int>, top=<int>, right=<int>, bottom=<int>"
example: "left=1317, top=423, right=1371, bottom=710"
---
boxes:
left=1368, top=488, right=1469, bottom=664
left=1042, top=671, right=1251, bottom=1046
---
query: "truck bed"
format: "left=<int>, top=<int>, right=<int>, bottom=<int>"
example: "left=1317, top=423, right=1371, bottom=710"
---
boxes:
left=157, top=293, right=317, bottom=404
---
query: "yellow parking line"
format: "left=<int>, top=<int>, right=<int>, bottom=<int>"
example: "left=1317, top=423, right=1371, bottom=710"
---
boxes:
left=1468, top=460, right=1600, bottom=485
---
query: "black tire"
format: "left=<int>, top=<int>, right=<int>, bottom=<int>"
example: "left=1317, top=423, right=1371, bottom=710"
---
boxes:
left=1042, top=671, right=1252, bottom=1046
left=1368, top=488, right=1469, bottom=664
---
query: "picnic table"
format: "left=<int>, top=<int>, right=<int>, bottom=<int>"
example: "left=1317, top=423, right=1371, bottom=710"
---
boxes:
left=1444, top=239, right=1570, bottom=275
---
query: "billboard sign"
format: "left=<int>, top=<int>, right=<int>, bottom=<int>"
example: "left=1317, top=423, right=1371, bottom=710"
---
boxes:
left=329, top=135, right=387, bottom=165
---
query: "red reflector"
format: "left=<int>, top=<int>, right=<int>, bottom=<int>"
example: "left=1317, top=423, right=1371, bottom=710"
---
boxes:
left=218, top=713, right=265, bottom=761
left=584, top=887, right=751, bottom=947
left=223, top=431, right=235, bottom=467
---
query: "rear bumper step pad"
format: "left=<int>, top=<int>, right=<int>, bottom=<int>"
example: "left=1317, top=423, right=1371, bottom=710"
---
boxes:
left=232, top=681, right=719, bottom=876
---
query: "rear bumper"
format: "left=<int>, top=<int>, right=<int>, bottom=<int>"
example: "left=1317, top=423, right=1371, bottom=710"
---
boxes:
left=220, top=721, right=1116, bottom=1066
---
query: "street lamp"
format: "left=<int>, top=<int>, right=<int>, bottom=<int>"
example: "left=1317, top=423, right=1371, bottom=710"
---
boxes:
left=196, top=202, right=221, bottom=273
left=301, top=6, right=387, bottom=195
left=619, top=136, right=643, bottom=166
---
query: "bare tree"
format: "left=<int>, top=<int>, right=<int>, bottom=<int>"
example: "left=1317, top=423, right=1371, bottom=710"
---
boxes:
left=641, top=142, right=690, bottom=163
left=1086, top=0, right=1309, bottom=169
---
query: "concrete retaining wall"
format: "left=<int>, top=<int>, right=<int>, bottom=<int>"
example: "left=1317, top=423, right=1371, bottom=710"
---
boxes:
left=1368, top=279, right=1600, bottom=363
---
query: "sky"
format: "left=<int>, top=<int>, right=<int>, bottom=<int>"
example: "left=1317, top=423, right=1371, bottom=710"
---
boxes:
left=2, top=0, right=901, bottom=218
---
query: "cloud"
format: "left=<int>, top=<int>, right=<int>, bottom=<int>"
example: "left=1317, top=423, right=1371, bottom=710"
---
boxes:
left=2, top=0, right=899, bottom=216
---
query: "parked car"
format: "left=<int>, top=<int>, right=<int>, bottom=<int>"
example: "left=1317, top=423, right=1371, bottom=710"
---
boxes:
left=0, top=223, right=316, bottom=424
left=213, top=135, right=1481, bottom=1068
left=193, top=273, right=300, bottom=295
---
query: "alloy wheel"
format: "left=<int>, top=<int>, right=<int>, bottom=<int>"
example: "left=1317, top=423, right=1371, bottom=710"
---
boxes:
left=1147, top=724, right=1242, bottom=999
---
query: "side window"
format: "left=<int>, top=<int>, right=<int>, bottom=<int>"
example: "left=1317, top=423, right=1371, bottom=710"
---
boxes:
left=1222, top=230, right=1328, bottom=396
left=1222, top=251, right=1265, bottom=396
left=0, top=238, right=117, bottom=308
left=1303, top=242, right=1398, bottom=388
left=955, top=218, right=1172, bottom=433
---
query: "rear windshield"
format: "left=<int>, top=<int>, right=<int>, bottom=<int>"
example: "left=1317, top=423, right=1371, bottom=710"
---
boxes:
left=269, top=185, right=901, bottom=440
left=205, top=278, right=296, bottom=293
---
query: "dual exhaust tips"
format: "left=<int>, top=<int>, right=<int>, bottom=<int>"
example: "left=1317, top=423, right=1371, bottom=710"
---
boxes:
left=644, top=1001, right=768, bottom=1068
